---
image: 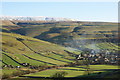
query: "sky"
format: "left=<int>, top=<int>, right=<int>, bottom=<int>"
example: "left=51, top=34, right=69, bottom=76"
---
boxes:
left=2, top=2, right=118, bottom=22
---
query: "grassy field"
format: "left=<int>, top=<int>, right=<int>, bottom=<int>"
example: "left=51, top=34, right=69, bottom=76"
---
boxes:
left=23, top=65, right=119, bottom=77
left=2, top=52, right=45, bottom=66
left=2, top=20, right=117, bottom=48
left=2, top=53, right=22, bottom=66
left=2, top=68, right=18, bottom=75
left=1, top=20, right=119, bottom=79
left=85, top=42, right=119, bottom=50
left=1, top=32, right=119, bottom=67
left=1, top=32, right=75, bottom=67
left=0, top=69, right=2, bottom=76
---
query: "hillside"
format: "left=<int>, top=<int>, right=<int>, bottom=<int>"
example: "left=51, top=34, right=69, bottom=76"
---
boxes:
left=1, top=20, right=119, bottom=67
left=1, top=20, right=119, bottom=51
left=1, top=32, right=76, bottom=67
left=1, top=19, right=119, bottom=79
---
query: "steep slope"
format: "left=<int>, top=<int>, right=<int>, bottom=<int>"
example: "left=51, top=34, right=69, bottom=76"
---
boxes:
left=1, top=20, right=119, bottom=51
left=0, top=20, right=21, bottom=30
left=7, top=21, right=119, bottom=50
left=1, top=32, right=75, bottom=67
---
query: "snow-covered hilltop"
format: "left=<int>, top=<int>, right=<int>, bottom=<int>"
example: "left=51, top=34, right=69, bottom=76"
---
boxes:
left=0, top=16, right=76, bottom=21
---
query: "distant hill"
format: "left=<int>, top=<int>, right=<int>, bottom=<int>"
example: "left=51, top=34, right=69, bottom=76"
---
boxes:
left=0, top=16, right=75, bottom=21
left=1, top=17, right=119, bottom=79
left=1, top=18, right=119, bottom=51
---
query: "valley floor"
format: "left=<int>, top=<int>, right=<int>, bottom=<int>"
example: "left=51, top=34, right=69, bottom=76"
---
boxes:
left=4, top=65, right=119, bottom=80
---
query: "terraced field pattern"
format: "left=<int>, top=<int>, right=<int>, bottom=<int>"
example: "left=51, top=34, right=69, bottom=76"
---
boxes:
left=23, top=65, right=119, bottom=77
left=1, top=20, right=119, bottom=79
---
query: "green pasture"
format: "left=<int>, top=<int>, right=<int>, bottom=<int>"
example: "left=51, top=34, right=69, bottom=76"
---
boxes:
left=23, top=65, right=119, bottom=77
left=1, top=32, right=75, bottom=67
left=2, top=53, right=21, bottom=66
left=2, top=69, right=18, bottom=75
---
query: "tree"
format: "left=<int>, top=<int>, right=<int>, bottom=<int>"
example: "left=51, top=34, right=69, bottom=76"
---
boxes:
left=51, top=71, right=68, bottom=78
left=83, top=59, right=93, bottom=75
left=2, top=74, right=10, bottom=79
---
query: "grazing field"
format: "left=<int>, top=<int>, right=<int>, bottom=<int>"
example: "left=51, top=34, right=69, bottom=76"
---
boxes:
left=1, top=20, right=119, bottom=79
left=85, top=42, right=119, bottom=50
left=2, top=53, right=22, bottom=66
left=2, top=68, right=18, bottom=75
left=1, top=32, right=75, bottom=67
left=1, top=20, right=119, bottom=54
left=2, top=20, right=118, bottom=49
left=23, top=65, right=119, bottom=77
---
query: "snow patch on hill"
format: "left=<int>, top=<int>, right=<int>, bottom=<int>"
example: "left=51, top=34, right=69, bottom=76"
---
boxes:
left=0, top=16, right=76, bottom=21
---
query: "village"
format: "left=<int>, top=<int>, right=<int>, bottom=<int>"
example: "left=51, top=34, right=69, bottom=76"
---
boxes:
left=76, top=49, right=119, bottom=65
left=2, top=49, right=119, bottom=69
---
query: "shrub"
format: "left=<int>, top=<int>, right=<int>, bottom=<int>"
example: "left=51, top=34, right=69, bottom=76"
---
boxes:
left=23, top=70, right=31, bottom=74
left=2, top=73, right=11, bottom=79
left=12, top=71, right=24, bottom=76
left=12, top=70, right=35, bottom=77
left=51, top=71, right=68, bottom=78
left=5, top=41, right=17, bottom=47
left=29, top=70, right=36, bottom=73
